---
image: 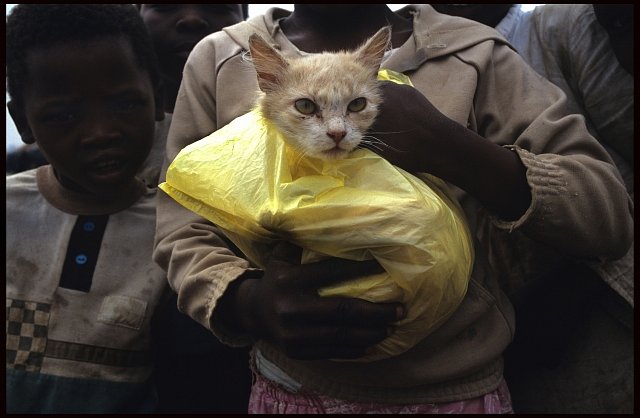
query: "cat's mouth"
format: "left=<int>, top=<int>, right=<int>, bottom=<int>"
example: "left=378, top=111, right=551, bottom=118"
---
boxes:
left=321, top=146, right=350, bottom=159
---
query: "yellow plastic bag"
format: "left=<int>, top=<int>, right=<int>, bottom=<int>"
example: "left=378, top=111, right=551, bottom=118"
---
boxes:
left=160, top=73, right=473, bottom=362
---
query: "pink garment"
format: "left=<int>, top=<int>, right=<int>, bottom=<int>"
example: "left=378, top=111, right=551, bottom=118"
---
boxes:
left=248, top=372, right=514, bottom=414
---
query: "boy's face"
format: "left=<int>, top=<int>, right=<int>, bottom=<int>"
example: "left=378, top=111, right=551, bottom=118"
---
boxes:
left=139, top=4, right=244, bottom=83
left=18, top=37, right=159, bottom=198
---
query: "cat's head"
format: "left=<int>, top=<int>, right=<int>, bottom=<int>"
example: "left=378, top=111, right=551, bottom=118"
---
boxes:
left=249, top=27, right=391, bottom=160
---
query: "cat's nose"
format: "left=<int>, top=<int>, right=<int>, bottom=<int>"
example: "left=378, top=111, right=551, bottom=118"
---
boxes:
left=327, top=130, right=346, bottom=144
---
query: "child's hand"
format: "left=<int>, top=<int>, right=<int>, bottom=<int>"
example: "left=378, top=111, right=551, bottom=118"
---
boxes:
left=221, top=241, right=404, bottom=360
left=369, top=81, right=531, bottom=220
left=366, top=81, right=444, bottom=172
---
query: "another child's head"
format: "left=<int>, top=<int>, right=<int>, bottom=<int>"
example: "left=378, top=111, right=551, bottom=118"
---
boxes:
left=138, top=4, right=247, bottom=112
left=6, top=4, right=164, bottom=198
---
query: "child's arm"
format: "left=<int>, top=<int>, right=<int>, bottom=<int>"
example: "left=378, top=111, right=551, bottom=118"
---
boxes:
left=154, top=194, right=401, bottom=357
left=372, top=81, right=532, bottom=222
left=370, top=62, right=632, bottom=260
left=216, top=241, right=403, bottom=360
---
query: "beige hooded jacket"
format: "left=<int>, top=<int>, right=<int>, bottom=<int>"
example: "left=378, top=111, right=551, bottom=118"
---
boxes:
left=153, top=5, right=632, bottom=403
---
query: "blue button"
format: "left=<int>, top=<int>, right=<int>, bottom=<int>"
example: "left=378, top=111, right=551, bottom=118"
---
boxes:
left=83, top=221, right=95, bottom=232
left=75, top=254, right=88, bottom=265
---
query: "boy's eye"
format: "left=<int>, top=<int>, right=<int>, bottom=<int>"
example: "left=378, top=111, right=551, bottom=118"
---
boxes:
left=202, top=4, right=237, bottom=13
left=111, top=98, right=145, bottom=113
left=40, top=109, right=79, bottom=125
left=147, top=4, right=178, bottom=13
left=347, top=97, right=367, bottom=112
left=294, top=99, right=316, bottom=115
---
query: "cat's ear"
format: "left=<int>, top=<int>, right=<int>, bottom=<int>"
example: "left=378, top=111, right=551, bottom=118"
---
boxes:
left=249, top=34, right=289, bottom=92
left=355, top=26, right=392, bottom=73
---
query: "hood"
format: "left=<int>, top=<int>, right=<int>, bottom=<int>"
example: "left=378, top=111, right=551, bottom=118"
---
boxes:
left=223, top=4, right=513, bottom=73
left=222, top=7, right=288, bottom=51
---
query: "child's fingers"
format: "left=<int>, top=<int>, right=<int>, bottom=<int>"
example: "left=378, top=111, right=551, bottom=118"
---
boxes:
left=288, top=296, right=404, bottom=326
left=266, top=241, right=385, bottom=291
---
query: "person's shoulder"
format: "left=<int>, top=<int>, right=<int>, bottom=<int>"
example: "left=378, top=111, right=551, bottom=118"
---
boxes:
left=189, top=24, right=248, bottom=66
left=531, top=4, right=594, bottom=30
left=533, top=4, right=592, bottom=18
left=414, top=4, right=511, bottom=51
left=7, top=168, right=43, bottom=218
left=416, top=4, right=502, bottom=32
left=220, top=11, right=281, bottom=51
left=6, top=167, right=39, bottom=192
left=190, top=9, right=286, bottom=60
left=529, top=5, right=603, bottom=54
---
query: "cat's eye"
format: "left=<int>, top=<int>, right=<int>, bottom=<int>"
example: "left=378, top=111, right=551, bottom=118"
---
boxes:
left=348, top=97, right=367, bottom=112
left=294, top=99, right=317, bottom=115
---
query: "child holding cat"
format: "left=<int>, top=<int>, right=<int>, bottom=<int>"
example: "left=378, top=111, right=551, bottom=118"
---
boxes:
left=154, top=4, right=633, bottom=413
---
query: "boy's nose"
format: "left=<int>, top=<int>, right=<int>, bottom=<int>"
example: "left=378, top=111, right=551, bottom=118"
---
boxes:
left=80, top=116, right=122, bottom=148
left=82, top=131, right=121, bottom=149
left=176, top=7, right=209, bottom=31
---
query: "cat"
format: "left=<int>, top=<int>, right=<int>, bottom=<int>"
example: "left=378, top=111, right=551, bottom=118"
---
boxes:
left=160, top=26, right=473, bottom=361
left=248, top=26, right=391, bottom=160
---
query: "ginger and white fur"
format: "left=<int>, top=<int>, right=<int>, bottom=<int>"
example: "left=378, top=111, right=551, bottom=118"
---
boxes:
left=249, top=27, right=391, bottom=160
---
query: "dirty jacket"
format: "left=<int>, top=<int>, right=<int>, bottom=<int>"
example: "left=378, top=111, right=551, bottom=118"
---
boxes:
left=153, top=5, right=633, bottom=403
left=6, top=166, right=168, bottom=413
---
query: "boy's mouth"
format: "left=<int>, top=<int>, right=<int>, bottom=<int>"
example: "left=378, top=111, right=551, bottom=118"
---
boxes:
left=87, top=157, right=130, bottom=181
left=94, top=159, right=125, bottom=173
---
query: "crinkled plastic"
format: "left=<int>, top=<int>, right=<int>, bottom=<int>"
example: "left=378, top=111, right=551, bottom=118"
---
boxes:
left=159, top=71, right=474, bottom=362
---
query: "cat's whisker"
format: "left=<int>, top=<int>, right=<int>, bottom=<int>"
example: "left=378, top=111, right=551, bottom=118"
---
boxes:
left=359, top=143, right=386, bottom=153
left=360, top=135, right=408, bottom=153
left=359, top=138, right=391, bottom=152
left=293, top=149, right=311, bottom=166
left=366, top=129, right=412, bottom=135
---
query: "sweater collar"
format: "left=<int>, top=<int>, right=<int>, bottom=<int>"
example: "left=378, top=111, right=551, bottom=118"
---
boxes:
left=386, top=5, right=513, bottom=72
left=36, top=165, right=148, bottom=215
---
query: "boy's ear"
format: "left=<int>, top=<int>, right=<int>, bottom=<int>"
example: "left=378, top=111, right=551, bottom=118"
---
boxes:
left=249, top=33, right=289, bottom=92
left=7, top=100, right=36, bottom=145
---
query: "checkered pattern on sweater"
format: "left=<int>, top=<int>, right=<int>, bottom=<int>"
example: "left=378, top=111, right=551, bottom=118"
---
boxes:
left=6, top=298, right=50, bottom=372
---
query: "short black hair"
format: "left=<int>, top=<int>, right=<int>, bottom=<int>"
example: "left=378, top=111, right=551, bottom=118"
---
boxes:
left=6, top=4, right=161, bottom=109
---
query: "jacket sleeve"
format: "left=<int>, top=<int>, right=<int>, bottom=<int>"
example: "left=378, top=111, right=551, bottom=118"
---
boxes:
left=153, top=34, right=255, bottom=346
left=472, top=41, right=633, bottom=259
